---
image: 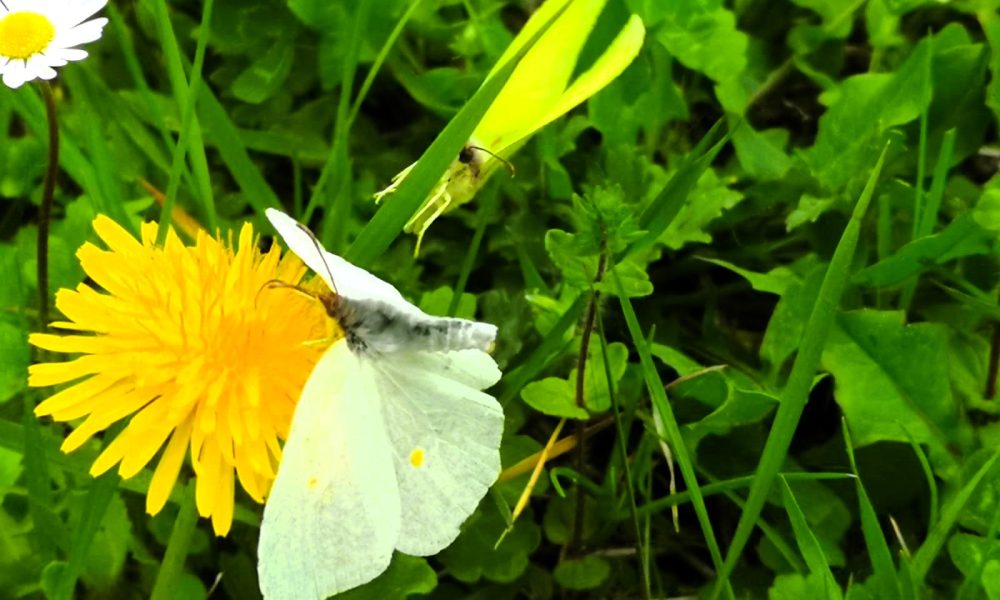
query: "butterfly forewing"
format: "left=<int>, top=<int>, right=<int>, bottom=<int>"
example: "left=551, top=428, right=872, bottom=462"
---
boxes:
left=258, top=341, right=401, bottom=600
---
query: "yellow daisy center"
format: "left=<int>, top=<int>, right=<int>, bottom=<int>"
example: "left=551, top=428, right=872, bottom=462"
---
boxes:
left=0, top=12, right=56, bottom=60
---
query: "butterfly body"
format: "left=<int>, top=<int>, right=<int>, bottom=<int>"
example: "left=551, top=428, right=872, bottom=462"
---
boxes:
left=322, top=294, right=496, bottom=355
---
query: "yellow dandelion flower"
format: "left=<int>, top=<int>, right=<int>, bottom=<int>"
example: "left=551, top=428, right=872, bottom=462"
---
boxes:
left=28, top=215, right=335, bottom=536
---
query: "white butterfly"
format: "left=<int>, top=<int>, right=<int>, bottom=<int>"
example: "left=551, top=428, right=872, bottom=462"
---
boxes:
left=258, top=208, right=504, bottom=600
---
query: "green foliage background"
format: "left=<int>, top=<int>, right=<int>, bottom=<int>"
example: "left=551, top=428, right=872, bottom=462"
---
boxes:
left=3, top=0, right=1000, bottom=597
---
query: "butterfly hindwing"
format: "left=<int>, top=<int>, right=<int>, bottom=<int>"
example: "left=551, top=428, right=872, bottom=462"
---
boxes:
left=374, top=349, right=503, bottom=555
left=258, top=340, right=401, bottom=600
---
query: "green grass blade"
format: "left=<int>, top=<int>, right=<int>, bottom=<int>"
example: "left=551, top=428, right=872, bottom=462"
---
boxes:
left=498, top=293, right=586, bottom=406
left=447, top=191, right=497, bottom=317
left=615, top=275, right=730, bottom=599
left=199, top=90, right=281, bottom=214
left=345, top=1, right=571, bottom=268
left=901, top=127, right=956, bottom=309
left=157, top=0, right=216, bottom=243
left=53, top=471, right=119, bottom=600
left=107, top=4, right=199, bottom=201
left=843, top=420, right=902, bottom=600
left=22, top=390, right=62, bottom=558
left=910, top=447, right=1000, bottom=584
left=633, top=472, right=853, bottom=517
left=779, top=476, right=844, bottom=600
left=149, top=0, right=216, bottom=231
left=596, top=308, right=649, bottom=598
left=626, top=119, right=729, bottom=258
left=316, top=0, right=371, bottom=251
left=711, top=143, right=890, bottom=598
left=346, top=0, right=424, bottom=129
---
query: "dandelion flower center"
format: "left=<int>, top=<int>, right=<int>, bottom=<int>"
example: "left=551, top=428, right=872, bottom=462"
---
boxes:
left=0, top=12, right=56, bottom=59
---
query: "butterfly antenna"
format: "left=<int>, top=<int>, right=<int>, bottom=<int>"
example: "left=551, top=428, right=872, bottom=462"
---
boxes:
left=293, top=222, right=340, bottom=296
left=468, top=146, right=516, bottom=177
left=256, top=279, right=321, bottom=308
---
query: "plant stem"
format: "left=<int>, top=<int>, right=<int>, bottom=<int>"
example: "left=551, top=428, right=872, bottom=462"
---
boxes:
left=151, top=481, right=199, bottom=600
left=569, top=249, right=608, bottom=553
left=37, top=81, right=59, bottom=329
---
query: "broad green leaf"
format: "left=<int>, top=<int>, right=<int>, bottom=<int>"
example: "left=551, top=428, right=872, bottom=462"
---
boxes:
left=683, top=384, right=778, bottom=449
left=438, top=502, right=541, bottom=584
left=789, top=0, right=862, bottom=35
left=800, top=37, right=931, bottom=191
left=542, top=494, right=601, bottom=545
left=660, top=168, right=744, bottom=250
left=520, top=342, right=628, bottom=418
left=822, top=311, right=969, bottom=469
left=948, top=533, right=1000, bottom=596
left=231, top=39, right=295, bottom=104
left=419, top=286, right=477, bottom=320
left=553, top=555, right=612, bottom=590
left=983, top=11, right=1000, bottom=128
left=700, top=258, right=802, bottom=296
left=852, top=214, right=996, bottom=287
left=769, top=572, right=840, bottom=600
left=339, top=555, right=437, bottom=600
left=760, top=264, right=825, bottom=372
left=287, top=0, right=347, bottom=30
left=0, top=323, right=28, bottom=404
left=79, top=494, right=130, bottom=592
left=640, top=0, right=748, bottom=85
left=546, top=230, right=652, bottom=297
left=731, top=125, right=792, bottom=180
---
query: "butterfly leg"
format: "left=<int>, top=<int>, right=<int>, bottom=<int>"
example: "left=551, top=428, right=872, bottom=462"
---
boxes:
left=409, top=188, right=453, bottom=256
left=373, top=163, right=416, bottom=203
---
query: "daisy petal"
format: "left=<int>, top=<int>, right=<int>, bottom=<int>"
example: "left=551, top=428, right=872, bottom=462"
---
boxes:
left=59, top=0, right=109, bottom=28
left=2, top=60, right=28, bottom=89
left=52, top=18, right=108, bottom=49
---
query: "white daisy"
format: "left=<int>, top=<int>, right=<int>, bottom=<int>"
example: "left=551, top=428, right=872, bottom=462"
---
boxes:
left=0, top=0, right=108, bottom=89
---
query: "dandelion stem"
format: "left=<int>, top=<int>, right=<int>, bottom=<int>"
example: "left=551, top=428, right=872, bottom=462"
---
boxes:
left=151, top=481, right=199, bottom=600
left=37, top=81, right=59, bottom=329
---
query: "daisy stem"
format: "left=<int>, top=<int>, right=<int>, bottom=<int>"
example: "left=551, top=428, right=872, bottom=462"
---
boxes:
left=37, top=81, right=59, bottom=329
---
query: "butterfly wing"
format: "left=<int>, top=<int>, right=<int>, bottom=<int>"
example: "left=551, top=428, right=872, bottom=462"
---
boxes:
left=258, top=340, right=401, bottom=600
left=373, top=349, right=504, bottom=555
left=265, top=208, right=416, bottom=312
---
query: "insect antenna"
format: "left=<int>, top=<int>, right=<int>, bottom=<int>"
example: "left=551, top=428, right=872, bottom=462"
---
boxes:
left=462, top=145, right=516, bottom=177
left=255, top=279, right=320, bottom=308
left=293, top=221, right=340, bottom=296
